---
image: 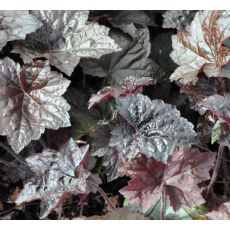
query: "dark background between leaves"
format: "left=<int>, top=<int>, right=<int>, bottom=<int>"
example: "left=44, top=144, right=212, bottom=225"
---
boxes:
left=0, top=10, right=228, bottom=220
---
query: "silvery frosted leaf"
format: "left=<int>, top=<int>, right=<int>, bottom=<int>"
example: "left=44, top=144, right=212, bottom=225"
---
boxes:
left=16, top=163, right=90, bottom=219
left=80, top=28, right=164, bottom=85
left=88, top=76, right=153, bottom=109
left=13, top=10, right=121, bottom=76
left=0, top=58, right=71, bottom=153
left=197, top=94, right=230, bottom=125
left=16, top=139, right=100, bottom=219
left=110, top=94, right=196, bottom=163
left=162, top=10, right=196, bottom=32
left=25, top=149, right=56, bottom=177
left=58, top=138, right=89, bottom=177
left=170, top=11, right=230, bottom=85
left=0, top=11, right=41, bottom=51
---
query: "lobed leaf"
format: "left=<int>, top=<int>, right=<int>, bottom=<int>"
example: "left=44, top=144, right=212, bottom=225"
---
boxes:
left=110, top=94, right=196, bottom=163
left=16, top=138, right=100, bottom=219
left=80, top=28, right=164, bottom=85
left=13, top=10, right=121, bottom=76
left=120, top=148, right=215, bottom=213
left=170, top=11, right=230, bottom=85
left=0, top=11, right=41, bottom=51
left=0, top=58, right=71, bottom=153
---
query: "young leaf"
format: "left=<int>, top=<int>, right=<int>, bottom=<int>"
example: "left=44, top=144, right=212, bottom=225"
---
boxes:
left=88, top=76, right=153, bottom=109
left=120, top=148, right=215, bottom=213
left=110, top=94, right=196, bottom=163
left=170, top=11, right=230, bottom=85
left=211, top=119, right=223, bottom=144
left=16, top=138, right=100, bottom=219
left=197, top=94, right=230, bottom=125
left=0, top=11, right=41, bottom=51
left=0, top=58, right=71, bottom=153
left=80, top=28, right=164, bottom=85
left=13, top=10, right=121, bottom=76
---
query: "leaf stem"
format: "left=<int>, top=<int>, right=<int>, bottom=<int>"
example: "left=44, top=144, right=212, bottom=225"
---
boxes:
left=207, top=144, right=225, bottom=197
left=0, top=158, right=32, bottom=173
left=0, top=142, right=28, bottom=167
left=87, top=180, right=116, bottom=211
left=58, top=202, right=63, bottom=220
left=160, top=188, right=166, bottom=220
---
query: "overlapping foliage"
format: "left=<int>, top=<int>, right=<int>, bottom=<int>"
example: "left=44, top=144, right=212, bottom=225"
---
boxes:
left=0, top=10, right=230, bottom=220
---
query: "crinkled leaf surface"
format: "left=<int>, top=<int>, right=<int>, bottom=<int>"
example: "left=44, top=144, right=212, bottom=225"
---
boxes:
left=110, top=94, right=196, bottom=163
left=198, top=94, right=230, bottom=125
left=13, top=10, right=121, bottom=76
left=120, top=148, right=215, bottom=213
left=88, top=76, right=153, bottom=109
left=16, top=138, right=99, bottom=219
left=170, top=11, right=230, bottom=85
left=0, top=11, right=41, bottom=51
left=120, top=154, right=165, bottom=213
left=0, top=58, right=71, bottom=153
left=80, top=28, right=164, bottom=85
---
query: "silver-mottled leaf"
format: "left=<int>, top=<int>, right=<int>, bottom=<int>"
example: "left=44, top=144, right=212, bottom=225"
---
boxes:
left=197, top=94, right=230, bottom=125
left=16, top=163, right=90, bottom=219
left=0, top=58, right=71, bottom=153
left=58, top=138, right=89, bottom=177
left=0, top=11, right=41, bottom=51
left=162, top=10, right=196, bottom=32
left=80, top=28, right=164, bottom=85
left=110, top=94, right=196, bottom=163
left=170, top=11, right=230, bottom=85
left=16, top=139, right=100, bottom=219
left=13, top=10, right=120, bottom=76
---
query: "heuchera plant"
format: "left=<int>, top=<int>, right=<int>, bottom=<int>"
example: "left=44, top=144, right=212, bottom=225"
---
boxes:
left=0, top=10, right=229, bottom=220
